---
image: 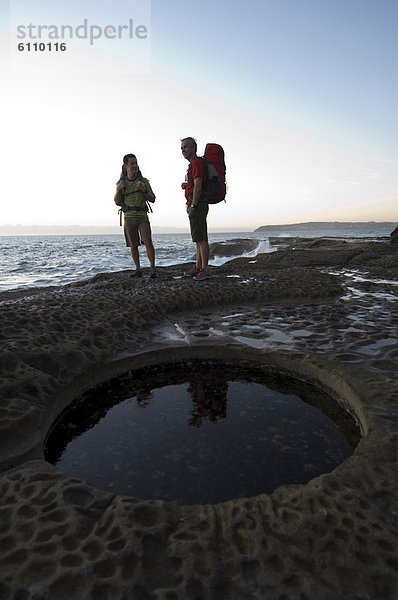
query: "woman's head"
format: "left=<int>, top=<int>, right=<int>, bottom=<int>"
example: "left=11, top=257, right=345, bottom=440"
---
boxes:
left=123, top=154, right=142, bottom=180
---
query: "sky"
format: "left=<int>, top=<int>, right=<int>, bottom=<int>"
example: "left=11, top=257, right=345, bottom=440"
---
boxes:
left=1, top=0, right=397, bottom=231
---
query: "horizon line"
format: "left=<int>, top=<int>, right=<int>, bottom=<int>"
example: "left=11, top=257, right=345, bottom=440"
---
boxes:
left=0, top=220, right=396, bottom=237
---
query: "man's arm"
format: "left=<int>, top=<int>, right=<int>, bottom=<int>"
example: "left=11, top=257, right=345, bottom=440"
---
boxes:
left=192, top=176, right=202, bottom=206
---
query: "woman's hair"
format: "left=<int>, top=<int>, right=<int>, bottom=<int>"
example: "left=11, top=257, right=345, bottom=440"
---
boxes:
left=123, top=153, right=137, bottom=165
left=122, top=153, right=143, bottom=179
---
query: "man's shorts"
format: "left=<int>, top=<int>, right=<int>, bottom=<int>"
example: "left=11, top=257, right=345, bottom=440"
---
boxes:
left=124, top=216, right=152, bottom=248
left=187, top=201, right=209, bottom=242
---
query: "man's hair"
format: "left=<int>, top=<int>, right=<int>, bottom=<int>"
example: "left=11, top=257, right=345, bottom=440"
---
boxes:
left=181, top=137, right=197, bottom=153
left=123, top=153, right=137, bottom=165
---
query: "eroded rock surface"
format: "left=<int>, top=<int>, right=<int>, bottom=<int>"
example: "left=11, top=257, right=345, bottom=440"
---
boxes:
left=0, top=238, right=397, bottom=599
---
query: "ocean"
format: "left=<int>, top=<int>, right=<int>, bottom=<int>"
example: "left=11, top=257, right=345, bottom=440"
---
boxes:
left=0, top=226, right=393, bottom=292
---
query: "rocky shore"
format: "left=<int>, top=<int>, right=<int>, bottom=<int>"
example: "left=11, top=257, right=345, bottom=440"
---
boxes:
left=0, top=237, right=397, bottom=599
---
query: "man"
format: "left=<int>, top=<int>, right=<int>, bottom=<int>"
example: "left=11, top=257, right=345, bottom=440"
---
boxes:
left=114, top=153, right=156, bottom=278
left=181, top=137, right=210, bottom=281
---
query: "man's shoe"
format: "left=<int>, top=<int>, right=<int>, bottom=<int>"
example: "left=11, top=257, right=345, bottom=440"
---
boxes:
left=185, top=265, right=200, bottom=277
left=149, top=268, right=157, bottom=279
left=193, top=269, right=210, bottom=281
left=131, top=270, right=143, bottom=278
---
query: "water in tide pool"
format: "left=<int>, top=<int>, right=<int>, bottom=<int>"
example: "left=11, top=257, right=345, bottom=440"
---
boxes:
left=45, top=361, right=360, bottom=504
left=0, top=226, right=393, bottom=292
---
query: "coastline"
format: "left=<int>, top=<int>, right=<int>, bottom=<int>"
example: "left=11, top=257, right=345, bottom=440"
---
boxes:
left=1, top=236, right=398, bottom=599
left=0, top=231, right=394, bottom=295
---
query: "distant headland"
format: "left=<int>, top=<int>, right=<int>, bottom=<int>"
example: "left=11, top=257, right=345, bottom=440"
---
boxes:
left=255, top=221, right=396, bottom=233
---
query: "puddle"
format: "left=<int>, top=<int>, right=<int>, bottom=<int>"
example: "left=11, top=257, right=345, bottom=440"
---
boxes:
left=358, top=338, right=397, bottom=356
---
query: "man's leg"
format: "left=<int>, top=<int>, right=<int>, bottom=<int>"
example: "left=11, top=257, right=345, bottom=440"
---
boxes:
left=195, top=204, right=209, bottom=272
left=195, top=243, right=202, bottom=270
left=197, top=240, right=209, bottom=271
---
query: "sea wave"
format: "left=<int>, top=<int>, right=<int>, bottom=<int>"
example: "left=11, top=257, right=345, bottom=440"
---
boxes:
left=0, top=233, right=273, bottom=291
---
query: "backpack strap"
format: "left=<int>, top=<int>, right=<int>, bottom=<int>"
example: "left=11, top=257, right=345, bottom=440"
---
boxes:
left=118, top=172, right=153, bottom=213
left=121, top=203, right=149, bottom=213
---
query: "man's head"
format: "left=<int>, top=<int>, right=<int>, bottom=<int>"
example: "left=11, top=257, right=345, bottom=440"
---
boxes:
left=123, top=154, right=139, bottom=180
left=181, top=137, right=197, bottom=161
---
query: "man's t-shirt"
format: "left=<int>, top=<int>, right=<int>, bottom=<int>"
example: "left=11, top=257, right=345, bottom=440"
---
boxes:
left=185, top=157, right=206, bottom=204
left=123, top=177, right=153, bottom=217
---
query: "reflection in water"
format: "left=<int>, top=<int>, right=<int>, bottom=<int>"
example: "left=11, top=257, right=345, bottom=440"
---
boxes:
left=188, top=377, right=228, bottom=427
left=135, top=386, right=153, bottom=409
left=45, top=361, right=360, bottom=505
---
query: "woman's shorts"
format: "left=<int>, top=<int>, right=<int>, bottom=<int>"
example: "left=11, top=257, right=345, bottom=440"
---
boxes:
left=124, top=216, right=152, bottom=248
left=187, top=202, right=209, bottom=242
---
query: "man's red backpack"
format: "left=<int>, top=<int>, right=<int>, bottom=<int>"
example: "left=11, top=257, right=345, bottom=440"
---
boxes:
left=202, top=143, right=227, bottom=204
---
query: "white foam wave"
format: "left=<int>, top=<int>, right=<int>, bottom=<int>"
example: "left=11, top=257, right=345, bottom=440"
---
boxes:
left=210, top=239, right=276, bottom=266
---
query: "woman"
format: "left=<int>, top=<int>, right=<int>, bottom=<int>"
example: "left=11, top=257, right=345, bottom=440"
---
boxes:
left=114, top=154, right=156, bottom=278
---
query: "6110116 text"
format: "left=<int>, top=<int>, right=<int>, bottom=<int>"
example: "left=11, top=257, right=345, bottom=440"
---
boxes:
left=18, top=42, right=67, bottom=51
